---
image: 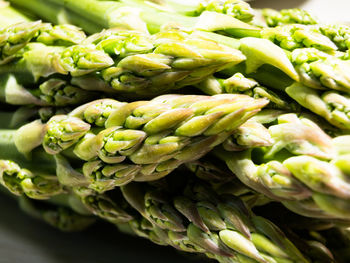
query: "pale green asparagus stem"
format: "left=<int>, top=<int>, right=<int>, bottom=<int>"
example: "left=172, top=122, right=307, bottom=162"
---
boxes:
left=0, top=1, right=32, bottom=26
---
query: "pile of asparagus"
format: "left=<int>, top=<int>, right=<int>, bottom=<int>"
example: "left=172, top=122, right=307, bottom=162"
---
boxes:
left=0, top=0, right=349, bottom=262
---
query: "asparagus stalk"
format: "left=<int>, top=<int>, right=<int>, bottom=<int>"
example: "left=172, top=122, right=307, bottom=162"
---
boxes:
left=262, top=8, right=318, bottom=27
left=0, top=74, right=98, bottom=107
left=129, top=0, right=255, bottom=23
left=215, top=112, right=350, bottom=220
left=120, top=177, right=310, bottom=263
left=0, top=159, right=63, bottom=199
left=11, top=94, right=268, bottom=192
left=196, top=72, right=300, bottom=111
left=0, top=28, right=246, bottom=97
left=0, top=153, right=335, bottom=262
left=67, top=170, right=313, bottom=263
left=1, top=183, right=96, bottom=232
left=18, top=195, right=96, bottom=231
left=9, top=0, right=312, bottom=99
left=286, top=83, right=350, bottom=130
left=9, top=0, right=259, bottom=36
left=0, top=20, right=86, bottom=65
left=0, top=1, right=32, bottom=27
left=290, top=48, right=350, bottom=93
left=260, top=25, right=338, bottom=52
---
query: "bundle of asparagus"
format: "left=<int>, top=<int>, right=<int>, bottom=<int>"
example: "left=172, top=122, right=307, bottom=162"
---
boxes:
left=0, top=0, right=350, bottom=262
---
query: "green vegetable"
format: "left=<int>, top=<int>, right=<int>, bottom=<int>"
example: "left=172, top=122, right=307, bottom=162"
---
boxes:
left=10, top=94, right=267, bottom=192
left=262, top=8, right=318, bottom=27
left=216, top=112, right=350, bottom=220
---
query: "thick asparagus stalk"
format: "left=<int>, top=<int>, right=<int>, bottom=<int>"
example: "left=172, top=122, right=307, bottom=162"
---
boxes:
left=12, top=94, right=268, bottom=192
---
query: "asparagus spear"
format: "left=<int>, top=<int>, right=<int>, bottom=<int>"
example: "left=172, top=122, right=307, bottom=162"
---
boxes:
left=0, top=74, right=98, bottom=107
left=68, top=171, right=313, bottom=263
left=290, top=48, right=350, bottom=93
left=286, top=83, right=350, bottom=130
left=0, top=159, right=63, bottom=199
left=10, top=0, right=310, bottom=97
left=260, top=25, right=338, bottom=52
left=196, top=72, right=300, bottom=111
left=0, top=27, right=246, bottom=97
left=10, top=94, right=267, bottom=192
left=132, top=0, right=255, bottom=23
left=0, top=156, right=333, bottom=262
left=120, top=177, right=310, bottom=263
left=9, top=0, right=260, bottom=36
left=18, top=195, right=96, bottom=231
left=0, top=182, right=96, bottom=232
left=216, top=112, right=350, bottom=220
left=0, top=20, right=86, bottom=65
left=262, top=8, right=318, bottom=27
left=319, top=24, right=350, bottom=52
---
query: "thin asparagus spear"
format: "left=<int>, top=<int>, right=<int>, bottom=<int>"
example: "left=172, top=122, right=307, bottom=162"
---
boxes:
left=18, top=195, right=96, bottom=231
left=0, top=159, right=63, bottom=199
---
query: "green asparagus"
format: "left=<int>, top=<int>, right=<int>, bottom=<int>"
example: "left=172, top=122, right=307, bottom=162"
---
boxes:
left=216, top=112, right=350, bottom=220
left=0, top=159, right=63, bottom=199
left=262, top=8, right=318, bottom=27
left=0, top=73, right=98, bottom=107
left=0, top=27, right=246, bottom=97
left=0, top=20, right=86, bottom=65
left=10, top=94, right=267, bottom=192
left=18, top=195, right=96, bottom=231
left=120, top=176, right=310, bottom=263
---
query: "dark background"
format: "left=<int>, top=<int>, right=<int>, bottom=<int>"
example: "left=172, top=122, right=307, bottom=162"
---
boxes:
left=0, top=194, right=189, bottom=263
